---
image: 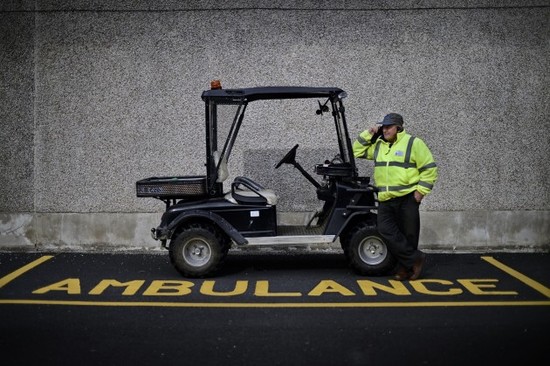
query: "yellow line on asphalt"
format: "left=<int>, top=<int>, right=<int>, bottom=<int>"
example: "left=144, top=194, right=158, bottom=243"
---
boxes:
left=1, top=299, right=549, bottom=308
left=0, top=255, right=55, bottom=289
left=481, top=256, right=550, bottom=298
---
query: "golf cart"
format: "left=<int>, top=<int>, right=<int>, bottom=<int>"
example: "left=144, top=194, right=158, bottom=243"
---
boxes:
left=136, top=84, right=396, bottom=277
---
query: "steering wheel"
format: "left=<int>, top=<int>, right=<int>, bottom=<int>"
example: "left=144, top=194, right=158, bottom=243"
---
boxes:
left=275, top=144, right=299, bottom=169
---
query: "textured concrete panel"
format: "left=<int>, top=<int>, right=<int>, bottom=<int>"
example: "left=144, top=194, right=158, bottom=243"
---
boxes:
left=31, top=0, right=550, bottom=11
left=422, top=211, right=491, bottom=250
left=27, top=3, right=549, bottom=214
left=33, top=11, right=204, bottom=213
left=0, top=13, right=35, bottom=212
left=421, top=210, right=550, bottom=251
left=0, top=1, right=549, bottom=250
left=0, top=213, right=34, bottom=249
left=1, top=211, right=548, bottom=252
left=32, top=212, right=162, bottom=250
left=488, top=210, right=550, bottom=248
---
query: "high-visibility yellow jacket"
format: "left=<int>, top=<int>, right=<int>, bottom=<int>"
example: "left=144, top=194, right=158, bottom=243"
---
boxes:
left=353, top=129, right=438, bottom=202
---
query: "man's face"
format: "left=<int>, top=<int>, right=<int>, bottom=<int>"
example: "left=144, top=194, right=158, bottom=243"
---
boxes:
left=382, top=124, right=399, bottom=142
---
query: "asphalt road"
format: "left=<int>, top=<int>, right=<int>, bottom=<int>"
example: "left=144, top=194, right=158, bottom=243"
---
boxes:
left=1, top=251, right=549, bottom=365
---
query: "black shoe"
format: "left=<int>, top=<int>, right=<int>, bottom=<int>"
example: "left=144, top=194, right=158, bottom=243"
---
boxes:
left=393, top=266, right=411, bottom=281
left=410, top=252, right=426, bottom=280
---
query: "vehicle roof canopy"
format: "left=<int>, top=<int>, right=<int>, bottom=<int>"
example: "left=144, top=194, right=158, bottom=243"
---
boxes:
left=201, top=86, right=346, bottom=103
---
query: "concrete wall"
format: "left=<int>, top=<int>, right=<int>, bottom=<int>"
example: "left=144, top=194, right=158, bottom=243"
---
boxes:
left=1, top=1, right=549, bottom=251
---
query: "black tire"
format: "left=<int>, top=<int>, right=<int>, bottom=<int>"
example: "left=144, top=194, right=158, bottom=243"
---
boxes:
left=343, top=223, right=396, bottom=276
left=169, top=224, right=226, bottom=278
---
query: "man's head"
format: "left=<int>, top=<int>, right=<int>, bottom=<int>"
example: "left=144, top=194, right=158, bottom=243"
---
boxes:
left=377, top=113, right=403, bottom=142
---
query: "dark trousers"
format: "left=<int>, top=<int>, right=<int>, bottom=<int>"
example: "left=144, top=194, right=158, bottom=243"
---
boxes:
left=377, top=192, right=422, bottom=270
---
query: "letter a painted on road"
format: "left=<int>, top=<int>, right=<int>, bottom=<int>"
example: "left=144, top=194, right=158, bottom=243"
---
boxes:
left=308, top=280, right=355, bottom=296
left=33, top=278, right=81, bottom=295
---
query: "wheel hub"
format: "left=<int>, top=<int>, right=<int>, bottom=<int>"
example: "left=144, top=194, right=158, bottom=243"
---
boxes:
left=358, top=237, right=386, bottom=265
left=183, top=239, right=211, bottom=266
left=192, top=246, right=204, bottom=256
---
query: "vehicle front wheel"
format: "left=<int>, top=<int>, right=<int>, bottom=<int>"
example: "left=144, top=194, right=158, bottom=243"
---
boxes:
left=169, top=224, right=225, bottom=278
left=343, top=224, right=396, bottom=276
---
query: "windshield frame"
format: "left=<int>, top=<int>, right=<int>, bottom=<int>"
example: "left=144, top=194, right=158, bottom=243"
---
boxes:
left=203, top=87, right=355, bottom=196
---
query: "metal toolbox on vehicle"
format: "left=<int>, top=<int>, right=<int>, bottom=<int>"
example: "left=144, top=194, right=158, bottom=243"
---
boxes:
left=136, top=176, right=207, bottom=198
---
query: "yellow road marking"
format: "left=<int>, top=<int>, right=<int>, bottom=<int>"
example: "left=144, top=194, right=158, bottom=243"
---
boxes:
left=482, top=256, right=550, bottom=298
left=0, top=299, right=549, bottom=308
left=0, top=255, right=55, bottom=289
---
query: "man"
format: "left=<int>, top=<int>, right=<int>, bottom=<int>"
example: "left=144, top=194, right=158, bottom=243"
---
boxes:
left=353, top=113, right=438, bottom=280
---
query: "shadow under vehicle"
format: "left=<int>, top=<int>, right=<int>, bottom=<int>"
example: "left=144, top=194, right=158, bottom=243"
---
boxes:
left=136, top=84, right=395, bottom=277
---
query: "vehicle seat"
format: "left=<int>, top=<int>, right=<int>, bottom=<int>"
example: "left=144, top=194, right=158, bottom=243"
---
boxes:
left=225, top=176, right=278, bottom=205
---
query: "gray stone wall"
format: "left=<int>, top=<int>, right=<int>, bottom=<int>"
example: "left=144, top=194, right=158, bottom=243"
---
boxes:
left=1, top=1, right=549, bottom=250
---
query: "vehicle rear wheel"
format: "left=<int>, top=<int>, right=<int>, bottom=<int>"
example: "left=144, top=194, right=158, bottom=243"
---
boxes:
left=169, top=224, right=225, bottom=278
left=344, top=224, right=396, bottom=276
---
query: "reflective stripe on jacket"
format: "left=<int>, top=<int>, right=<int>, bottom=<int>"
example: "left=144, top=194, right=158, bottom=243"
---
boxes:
left=352, top=129, right=438, bottom=202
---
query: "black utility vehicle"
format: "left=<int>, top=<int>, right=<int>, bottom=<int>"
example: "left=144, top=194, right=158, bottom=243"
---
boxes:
left=137, top=85, right=395, bottom=277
